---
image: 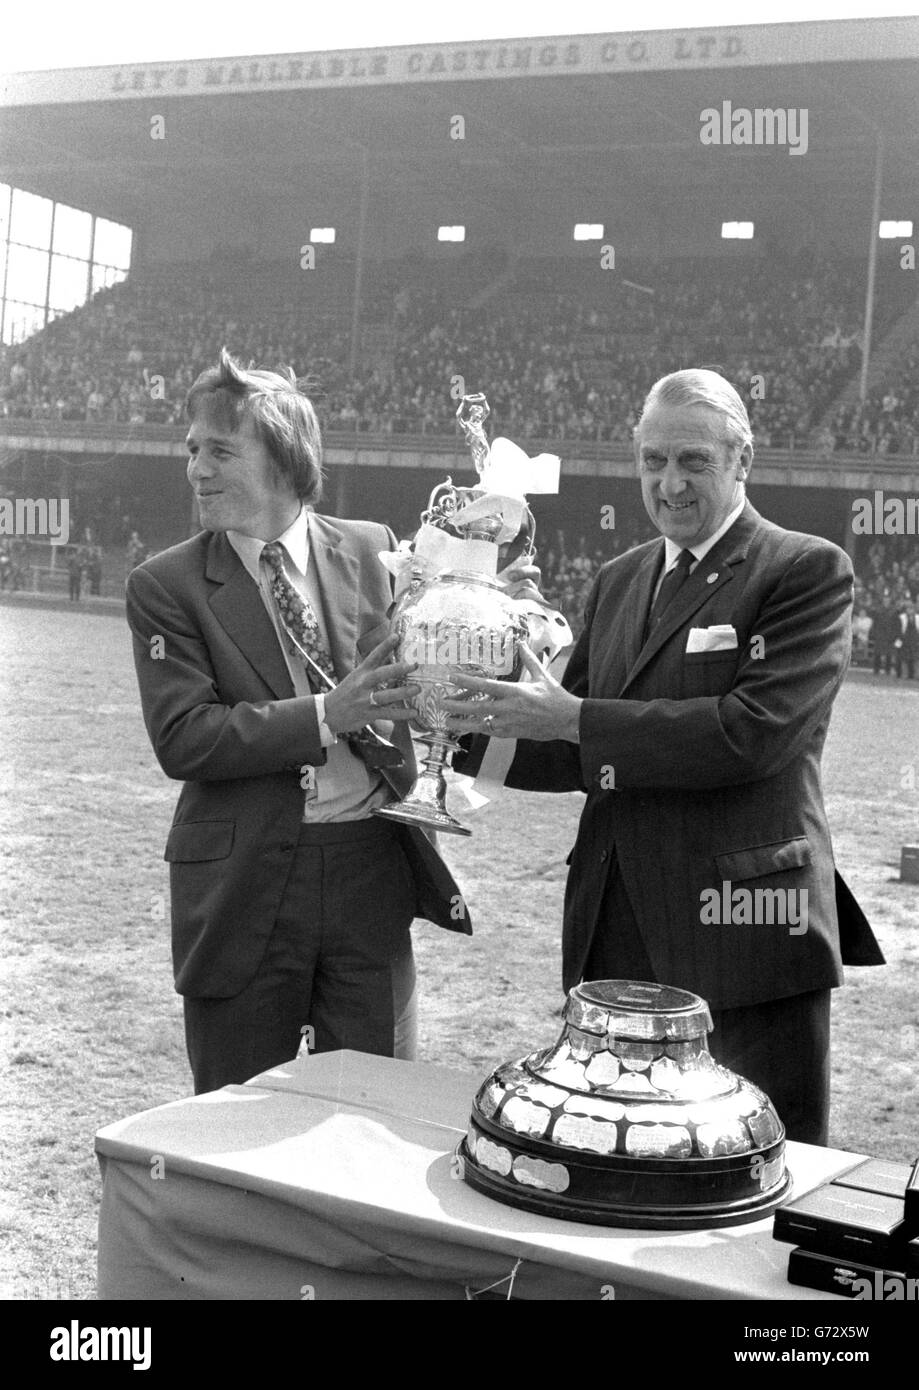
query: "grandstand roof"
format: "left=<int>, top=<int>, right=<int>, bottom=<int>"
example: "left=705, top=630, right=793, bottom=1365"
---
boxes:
left=1, top=18, right=918, bottom=255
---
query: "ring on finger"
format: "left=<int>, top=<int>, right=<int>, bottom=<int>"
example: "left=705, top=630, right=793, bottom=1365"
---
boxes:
left=369, top=688, right=381, bottom=707
left=483, top=713, right=495, bottom=732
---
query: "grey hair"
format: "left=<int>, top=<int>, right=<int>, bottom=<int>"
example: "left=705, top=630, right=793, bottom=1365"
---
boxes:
left=634, top=369, right=754, bottom=451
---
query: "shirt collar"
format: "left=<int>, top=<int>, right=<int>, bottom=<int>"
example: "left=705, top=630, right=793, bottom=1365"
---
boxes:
left=663, top=492, right=746, bottom=572
left=227, top=506, right=311, bottom=583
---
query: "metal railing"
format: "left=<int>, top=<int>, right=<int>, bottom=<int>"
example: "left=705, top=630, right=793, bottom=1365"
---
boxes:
left=1, top=415, right=918, bottom=463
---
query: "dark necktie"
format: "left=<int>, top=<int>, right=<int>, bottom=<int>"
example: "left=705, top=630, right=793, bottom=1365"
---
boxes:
left=645, top=547, right=695, bottom=640
left=261, top=541, right=403, bottom=772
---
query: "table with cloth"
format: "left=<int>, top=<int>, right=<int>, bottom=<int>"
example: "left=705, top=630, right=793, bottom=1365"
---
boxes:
left=95, top=1051, right=866, bottom=1300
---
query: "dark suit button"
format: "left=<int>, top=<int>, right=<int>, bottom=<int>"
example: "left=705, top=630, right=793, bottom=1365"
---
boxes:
left=279, top=842, right=295, bottom=853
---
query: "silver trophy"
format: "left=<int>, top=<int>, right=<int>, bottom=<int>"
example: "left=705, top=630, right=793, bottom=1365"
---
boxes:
left=459, top=980, right=791, bottom=1228
left=374, top=395, right=533, bottom=836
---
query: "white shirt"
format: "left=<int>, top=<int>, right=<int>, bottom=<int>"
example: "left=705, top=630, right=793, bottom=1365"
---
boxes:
left=227, top=508, right=391, bottom=822
left=653, top=492, right=746, bottom=600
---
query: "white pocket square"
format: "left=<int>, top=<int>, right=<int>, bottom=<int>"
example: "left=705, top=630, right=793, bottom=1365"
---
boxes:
left=686, top=625, right=738, bottom=653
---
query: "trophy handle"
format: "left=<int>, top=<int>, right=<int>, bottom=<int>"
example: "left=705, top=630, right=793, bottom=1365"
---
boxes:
left=519, top=508, right=537, bottom=562
left=421, top=478, right=458, bottom=528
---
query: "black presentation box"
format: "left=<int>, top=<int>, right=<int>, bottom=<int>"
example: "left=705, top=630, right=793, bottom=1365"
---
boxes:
left=832, top=1158, right=913, bottom=1200
left=787, top=1248, right=913, bottom=1298
left=907, top=1238, right=919, bottom=1276
left=773, top=1184, right=908, bottom=1266
left=905, top=1158, right=919, bottom=1229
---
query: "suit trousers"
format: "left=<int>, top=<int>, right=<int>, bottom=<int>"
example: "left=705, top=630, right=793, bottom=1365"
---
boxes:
left=583, top=854, right=831, bottom=1146
left=184, top=818, right=417, bottom=1094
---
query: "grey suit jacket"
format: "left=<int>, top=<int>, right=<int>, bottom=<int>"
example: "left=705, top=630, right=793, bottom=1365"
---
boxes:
left=126, top=512, right=471, bottom=998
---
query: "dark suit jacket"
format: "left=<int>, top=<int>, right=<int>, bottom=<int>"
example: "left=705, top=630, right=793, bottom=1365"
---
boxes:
left=126, top=512, right=471, bottom=999
left=899, top=612, right=919, bottom=656
left=870, top=607, right=900, bottom=651
left=461, top=501, right=882, bottom=1009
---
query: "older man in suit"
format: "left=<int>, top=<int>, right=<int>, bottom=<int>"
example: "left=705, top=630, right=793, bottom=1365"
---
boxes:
left=447, top=369, right=883, bottom=1145
left=126, top=348, right=471, bottom=1094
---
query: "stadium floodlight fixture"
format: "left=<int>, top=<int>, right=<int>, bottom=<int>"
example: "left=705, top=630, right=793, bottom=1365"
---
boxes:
left=310, top=227, right=335, bottom=243
left=721, top=221, right=754, bottom=240
left=437, top=225, right=465, bottom=242
left=879, top=220, right=912, bottom=239
left=573, top=223, right=604, bottom=240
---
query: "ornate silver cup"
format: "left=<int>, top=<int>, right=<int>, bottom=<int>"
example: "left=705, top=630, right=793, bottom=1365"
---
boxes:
left=374, top=394, right=533, bottom=836
left=459, top=980, right=791, bottom=1227
left=375, top=568, right=527, bottom=835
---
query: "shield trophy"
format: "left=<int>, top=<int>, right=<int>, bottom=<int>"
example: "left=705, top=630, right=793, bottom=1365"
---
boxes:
left=374, top=394, right=535, bottom=836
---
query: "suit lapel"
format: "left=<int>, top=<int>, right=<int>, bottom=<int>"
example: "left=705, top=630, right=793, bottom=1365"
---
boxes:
left=308, top=513, right=361, bottom=682
left=618, top=502, right=761, bottom=695
left=624, top=543, right=665, bottom=677
left=591, top=542, right=662, bottom=696
left=206, top=533, right=293, bottom=698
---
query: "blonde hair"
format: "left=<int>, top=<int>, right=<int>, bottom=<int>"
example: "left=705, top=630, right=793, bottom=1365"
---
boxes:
left=186, top=347, right=323, bottom=504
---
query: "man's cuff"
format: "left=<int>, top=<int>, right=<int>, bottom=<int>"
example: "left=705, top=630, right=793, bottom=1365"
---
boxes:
left=314, top=693, right=337, bottom=748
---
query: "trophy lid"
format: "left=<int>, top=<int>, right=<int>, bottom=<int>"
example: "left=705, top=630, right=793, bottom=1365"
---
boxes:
left=567, top=979, right=713, bottom=1042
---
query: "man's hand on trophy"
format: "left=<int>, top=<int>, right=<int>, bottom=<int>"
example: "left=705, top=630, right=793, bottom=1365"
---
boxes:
left=496, top=560, right=544, bottom=605
left=323, top=635, right=421, bottom=735
left=441, top=644, right=582, bottom=742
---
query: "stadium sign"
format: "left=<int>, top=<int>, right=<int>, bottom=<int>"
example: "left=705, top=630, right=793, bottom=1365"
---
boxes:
left=2, top=20, right=918, bottom=105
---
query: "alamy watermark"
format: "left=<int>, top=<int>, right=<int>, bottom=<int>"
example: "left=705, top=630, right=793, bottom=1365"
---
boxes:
left=851, top=490, right=918, bottom=536
left=0, top=497, right=70, bottom=545
left=700, top=881, right=808, bottom=934
left=700, top=102, right=808, bottom=156
left=400, top=621, right=515, bottom=673
left=837, top=1269, right=919, bottom=1301
left=50, top=1321, right=151, bottom=1369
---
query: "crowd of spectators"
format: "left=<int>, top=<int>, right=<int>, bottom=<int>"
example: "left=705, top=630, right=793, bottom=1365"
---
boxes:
left=824, top=340, right=919, bottom=456
left=0, top=510, right=150, bottom=599
left=1, top=254, right=913, bottom=454
left=533, top=521, right=653, bottom=636
left=2, top=252, right=915, bottom=636
left=851, top=536, right=919, bottom=675
left=359, top=261, right=882, bottom=449
left=0, top=276, right=351, bottom=430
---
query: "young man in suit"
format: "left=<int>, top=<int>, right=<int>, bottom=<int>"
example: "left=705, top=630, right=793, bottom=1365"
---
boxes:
left=126, top=349, right=472, bottom=1093
left=447, top=369, right=883, bottom=1145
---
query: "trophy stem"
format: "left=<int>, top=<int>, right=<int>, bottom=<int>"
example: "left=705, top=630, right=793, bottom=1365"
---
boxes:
left=374, top=733, right=472, bottom=837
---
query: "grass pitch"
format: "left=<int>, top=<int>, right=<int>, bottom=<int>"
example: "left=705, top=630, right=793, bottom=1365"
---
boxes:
left=0, top=599, right=916, bottom=1299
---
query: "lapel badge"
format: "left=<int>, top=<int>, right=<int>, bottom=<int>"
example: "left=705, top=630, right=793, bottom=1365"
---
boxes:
left=706, top=572, right=718, bottom=584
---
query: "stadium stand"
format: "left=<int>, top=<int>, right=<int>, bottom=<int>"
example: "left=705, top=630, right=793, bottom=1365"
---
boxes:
left=0, top=248, right=916, bottom=629
left=1, top=22, right=917, bottom=639
left=0, top=253, right=909, bottom=451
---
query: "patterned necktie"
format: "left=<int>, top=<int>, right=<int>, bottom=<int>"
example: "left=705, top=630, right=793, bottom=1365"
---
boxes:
left=260, top=540, right=403, bottom=772
left=261, top=541, right=336, bottom=690
left=645, top=547, right=695, bottom=640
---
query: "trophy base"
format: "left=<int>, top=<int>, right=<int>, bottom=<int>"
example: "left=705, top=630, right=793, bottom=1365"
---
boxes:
left=374, top=801, right=472, bottom=837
